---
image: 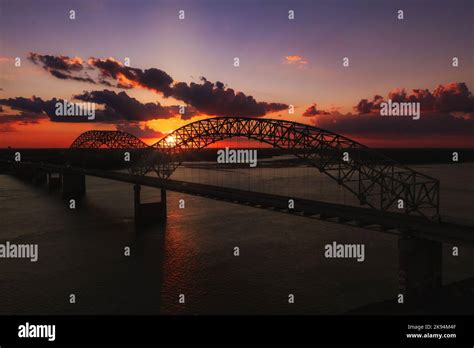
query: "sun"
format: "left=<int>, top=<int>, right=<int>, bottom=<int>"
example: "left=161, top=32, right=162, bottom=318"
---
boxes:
left=164, top=134, right=177, bottom=146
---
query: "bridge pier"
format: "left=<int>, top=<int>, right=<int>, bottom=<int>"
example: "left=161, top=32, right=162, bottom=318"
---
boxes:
left=398, top=235, right=442, bottom=301
left=62, top=172, right=86, bottom=198
left=47, top=172, right=62, bottom=190
left=0, top=161, right=11, bottom=174
left=134, top=184, right=167, bottom=227
left=32, top=169, right=47, bottom=186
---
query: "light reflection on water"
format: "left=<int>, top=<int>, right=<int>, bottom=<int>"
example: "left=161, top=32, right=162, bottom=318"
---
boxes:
left=0, top=163, right=472, bottom=314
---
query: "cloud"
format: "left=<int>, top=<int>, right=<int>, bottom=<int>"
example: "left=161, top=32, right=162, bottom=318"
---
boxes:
left=0, top=96, right=54, bottom=114
left=0, top=111, right=48, bottom=132
left=28, top=53, right=95, bottom=83
left=303, top=103, right=330, bottom=116
left=0, top=57, right=13, bottom=64
left=172, top=77, right=288, bottom=117
left=285, top=55, right=308, bottom=67
left=115, top=122, right=163, bottom=139
left=49, top=69, right=96, bottom=84
left=88, top=57, right=174, bottom=95
left=354, top=95, right=384, bottom=114
left=74, top=90, right=176, bottom=121
left=164, top=105, right=200, bottom=120
left=0, top=96, right=100, bottom=123
left=0, top=95, right=99, bottom=123
left=0, top=111, right=47, bottom=125
left=354, top=82, right=474, bottom=115
left=0, top=124, right=15, bottom=132
left=307, top=82, right=474, bottom=139
left=0, top=90, right=201, bottom=131
left=29, top=53, right=84, bottom=72
left=310, top=111, right=474, bottom=138
left=28, top=53, right=288, bottom=117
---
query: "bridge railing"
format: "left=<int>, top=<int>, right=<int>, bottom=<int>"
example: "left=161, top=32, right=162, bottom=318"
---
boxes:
left=67, top=117, right=440, bottom=221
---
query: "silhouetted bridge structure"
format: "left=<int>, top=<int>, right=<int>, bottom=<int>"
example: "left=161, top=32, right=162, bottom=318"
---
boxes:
left=1, top=117, right=473, bottom=303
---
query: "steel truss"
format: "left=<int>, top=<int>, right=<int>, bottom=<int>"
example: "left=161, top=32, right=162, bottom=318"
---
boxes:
left=69, top=117, right=440, bottom=220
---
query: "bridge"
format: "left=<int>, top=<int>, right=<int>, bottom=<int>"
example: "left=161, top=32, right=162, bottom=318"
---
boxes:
left=70, top=117, right=440, bottom=220
left=1, top=117, right=473, bottom=303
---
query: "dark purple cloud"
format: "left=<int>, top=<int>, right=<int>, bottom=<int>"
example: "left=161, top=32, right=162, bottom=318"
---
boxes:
left=89, top=57, right=174, bottom=96
left=115, top=122, right=163, bottom=139
left=74, top=90, right=175, bottom=121
left=0, top=110, right=48, bottom=132
left=28, top=53, right=95, bottom=84
left=0, top=90, right=184, bottom=124
left=49, top=69, right=96, bottom=84
left=0, top=111, right=48, bottom=125
left=172, top=77, right=287, bottom=117
left=310, top=111, right=474, bottom=137
left=354, top=95, right=384, bottom=114
left=355, top=83, right=474, bottom=114
left=0, top=124, right=15, bottom=132
left=28, top=53, right=288, bottom=117
left=302, top=103, right=330, bottom=117
left=0, top=95, right=96, bottom=123
left=29, top=53, right=84, bottom=72
left=303, top=82, right=474, bottom=138
left=0, top=96, right=56, bottom=114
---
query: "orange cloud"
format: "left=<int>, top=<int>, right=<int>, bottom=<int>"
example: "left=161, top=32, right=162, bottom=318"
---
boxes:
left=0, top=56, right=13, bottom=63
left=116, top=72, right=141, bottom=89
left=285, top=55, right=308, bottom=66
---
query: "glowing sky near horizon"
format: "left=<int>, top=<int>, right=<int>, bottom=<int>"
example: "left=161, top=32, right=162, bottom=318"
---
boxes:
left=0, top=0, right=472, bottom=147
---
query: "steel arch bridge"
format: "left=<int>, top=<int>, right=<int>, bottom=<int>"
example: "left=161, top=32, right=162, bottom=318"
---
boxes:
left=69, top=117, right=440, bottom=220
left=70, top=130, right=149, bottom=149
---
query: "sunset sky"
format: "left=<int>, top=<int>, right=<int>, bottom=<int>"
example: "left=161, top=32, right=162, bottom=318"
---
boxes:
left=0, top=0, right=473, bottom=148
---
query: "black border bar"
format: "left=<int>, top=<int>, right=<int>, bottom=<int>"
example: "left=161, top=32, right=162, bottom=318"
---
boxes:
left=0, top=315, right=473, bottom=345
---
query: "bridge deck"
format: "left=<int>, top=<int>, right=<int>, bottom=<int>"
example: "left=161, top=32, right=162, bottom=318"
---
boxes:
left=3, top=161, right=474, bottom=247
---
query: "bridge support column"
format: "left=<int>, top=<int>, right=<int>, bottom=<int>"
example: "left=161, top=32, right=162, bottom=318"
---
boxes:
left=32, top=169, right=47, bottom=186
left=398, top=236, right=442, bottom=301
left=47, top=172, right=62, bottom=190
left=134, top=184, right=167, bottom=227
left=62, top=173, right=86, bottom=198
left=0, top=161, right=7, bottom=174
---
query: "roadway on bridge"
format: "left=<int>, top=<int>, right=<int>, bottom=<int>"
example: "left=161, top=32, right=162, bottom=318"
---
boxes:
left=3, top=160, right=473, bottom=248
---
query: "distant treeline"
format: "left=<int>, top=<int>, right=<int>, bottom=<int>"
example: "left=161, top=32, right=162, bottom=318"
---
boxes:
left=0, top=148, right=472, bottom=169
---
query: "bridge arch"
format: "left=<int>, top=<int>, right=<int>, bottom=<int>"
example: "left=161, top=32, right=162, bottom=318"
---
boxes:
left=70, top=130, right=149, bottom=149
left=69, top=117, right=440, bottom=220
